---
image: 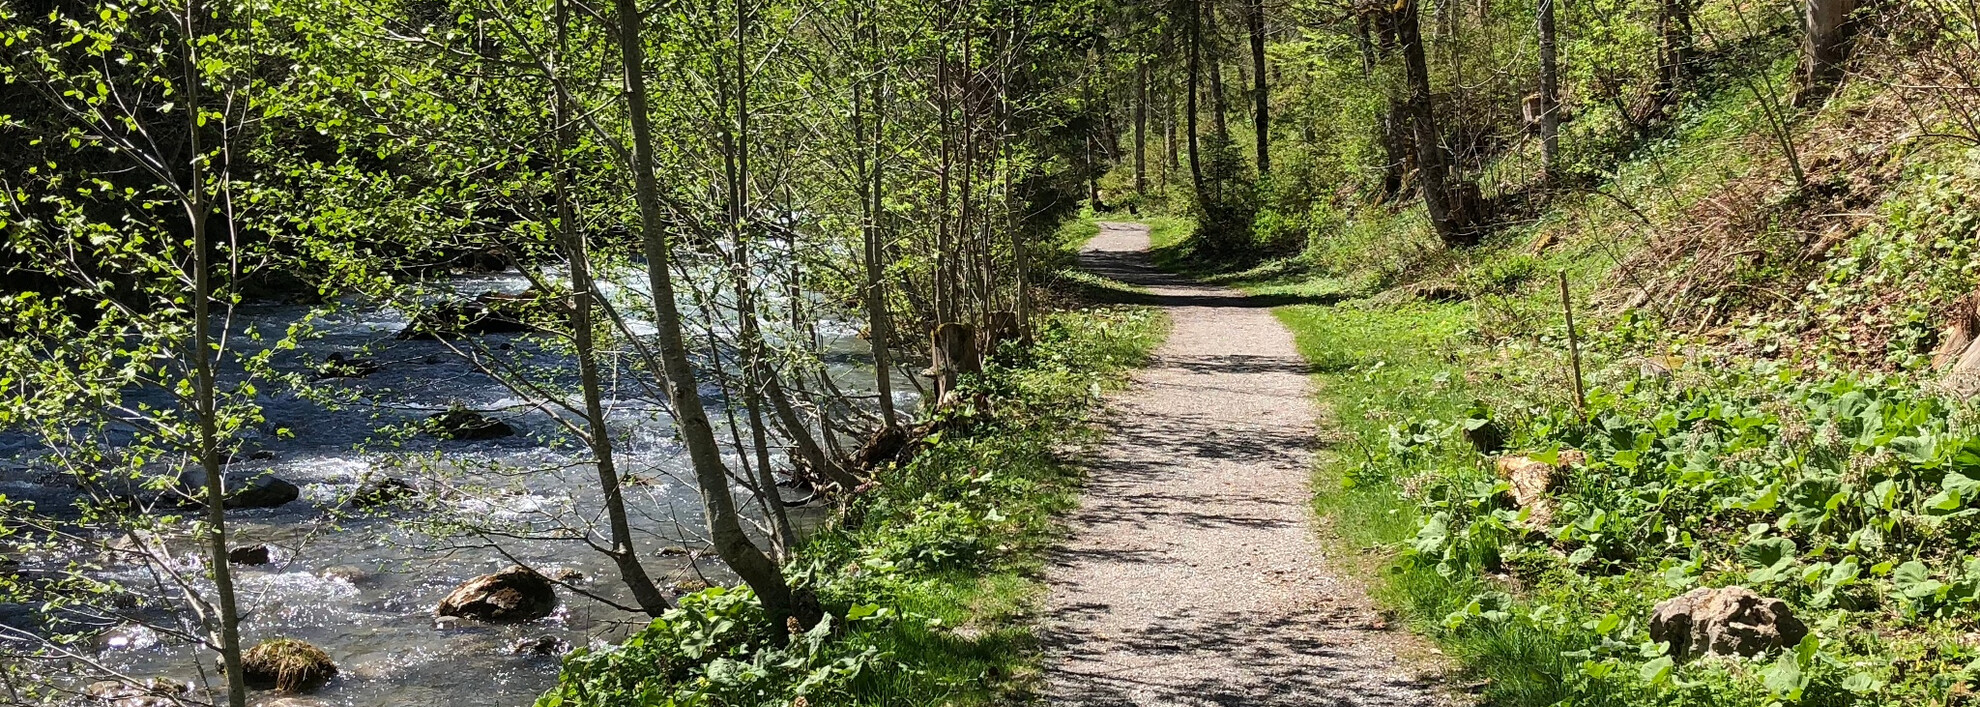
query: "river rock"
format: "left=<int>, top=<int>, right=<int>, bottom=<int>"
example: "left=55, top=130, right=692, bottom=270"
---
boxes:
left=1650, top=586, right=1807, bottom=660
left=312, top=353, right=382, bottom=380
left=240, top=638, right=337, bottom=693
left=84, top=678, right=191, bottom=706
left=395, top=291, right=546, bottom=340
left=228, top=476, right=301, bottom=509
left=436, top=566, right=555, bottom=622
left=318, top=565, right=371, bottom=584
left=228, top=544, right=274, bottom=566
left=176, top=471, right=299, bottom=509
left=426, top=408, right=514, bottom=441
left=507, top=635, right=571, bottom=656
left=346, top=475, right=417, bottom=508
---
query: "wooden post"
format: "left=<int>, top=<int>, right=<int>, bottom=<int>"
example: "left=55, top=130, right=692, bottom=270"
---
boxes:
left=1559, top=270, right=1586, bottom=416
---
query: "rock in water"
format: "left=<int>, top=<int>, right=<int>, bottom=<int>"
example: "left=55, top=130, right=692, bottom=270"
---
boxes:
left=346, top=475, right=416, bottom=508
left=312, top=353, right=382, bottom=380
left=1650, top=586, right=1807, bottom=660
left=228, top=544, right=273, bottom=566
left=174, top=471, right=299, bottom=509
left=240, top=638, right=337, bottom=693
left=84, top=678, right=193, bottom=706
left=228, top=476, right=301, bottom=509
left=426, top=408, right=514, bottom=441
left=507, top=635, right=571, bottom=656
left=436, top=566, right=555, bottom=622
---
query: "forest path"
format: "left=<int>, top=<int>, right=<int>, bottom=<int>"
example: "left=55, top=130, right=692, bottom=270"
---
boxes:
left=1041, top=222, right=1453, bottom=706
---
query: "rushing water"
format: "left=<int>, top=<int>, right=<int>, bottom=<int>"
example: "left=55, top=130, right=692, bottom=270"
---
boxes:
left=0, top=270, right=905, bottom=706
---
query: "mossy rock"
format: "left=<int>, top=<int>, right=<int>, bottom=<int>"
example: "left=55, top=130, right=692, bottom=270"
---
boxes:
left=240, top=638, right=337, bottom=693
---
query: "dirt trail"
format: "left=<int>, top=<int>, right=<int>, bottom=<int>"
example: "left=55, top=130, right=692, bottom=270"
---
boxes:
left=1042, top=222, right=1452, bottom=706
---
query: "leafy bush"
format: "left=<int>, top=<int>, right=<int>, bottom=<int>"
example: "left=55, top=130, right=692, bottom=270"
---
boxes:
left=537, top=588, right=887, bottom=707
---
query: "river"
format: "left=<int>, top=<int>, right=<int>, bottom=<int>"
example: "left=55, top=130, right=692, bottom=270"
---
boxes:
left=0, top=268, right=906, bottom=706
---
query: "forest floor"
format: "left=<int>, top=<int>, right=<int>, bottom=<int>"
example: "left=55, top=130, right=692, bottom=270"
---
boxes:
left=1039, top=221, right=1456, bottom=706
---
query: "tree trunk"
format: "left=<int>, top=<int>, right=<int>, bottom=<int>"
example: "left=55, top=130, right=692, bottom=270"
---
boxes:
left=1392, top=0, right=1481, bottom=246
left=864, top=66, right=898, bottom=430
left=1358, top=12, right=1411, bottom=201
left=181, top=6, right=246, bottom=703
left=1186, top=2, right=1206, bottom=201
left=612, top=0, right=802, bottom=629
left=1208, top=11, right=1229, bottom=146
left=555, top=0, right=671, bottom=616
left=1134, top=57, right=1148, bottom=201
left=1248, top=0, right=1269, bottom=175
left=1799, top=0, right=1857, bottom=100
left=1537, top=0, right=1559, bottom=174
left=1656, top=0, right=1694, bottom=107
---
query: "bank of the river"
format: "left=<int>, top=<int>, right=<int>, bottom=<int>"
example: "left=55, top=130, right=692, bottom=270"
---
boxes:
left=536, top=237, right=1167, bottom=705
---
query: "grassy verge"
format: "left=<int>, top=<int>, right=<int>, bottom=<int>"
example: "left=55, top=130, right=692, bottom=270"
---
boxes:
left=535, top=261, right=1165, bottom=706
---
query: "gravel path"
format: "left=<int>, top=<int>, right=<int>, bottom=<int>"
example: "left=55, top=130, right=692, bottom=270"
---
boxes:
left=1042, top=222, right=1454, bottom=707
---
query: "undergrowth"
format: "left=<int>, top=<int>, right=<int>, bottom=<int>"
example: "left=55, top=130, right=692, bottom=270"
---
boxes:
left=536, top=302, right=1164, bottom=707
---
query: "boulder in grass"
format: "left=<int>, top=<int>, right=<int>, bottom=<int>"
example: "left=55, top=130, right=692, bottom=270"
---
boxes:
left=436, top=566, right=555, bottom=623
left=1650, top=586, right=1807, bottom=660
left=1492, top=449, right=1586, bottom=529
left=240, top=638, right=337, bottom=693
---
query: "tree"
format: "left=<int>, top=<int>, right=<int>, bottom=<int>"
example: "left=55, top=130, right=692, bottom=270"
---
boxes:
left=1799, top=0, right=1858, bottom=101
left=1537, top=0, right=1560, bottom=174
left=610, top=0, right=809, bottom=630
left=1385, top=0, right=1483, bottom=246
left=1248, top=0, right=1270, bottom=175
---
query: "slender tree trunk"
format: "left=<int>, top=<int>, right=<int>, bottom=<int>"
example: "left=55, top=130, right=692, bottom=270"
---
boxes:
left=935, top=31, right=955, bottom=324
left=612, top=0, right=800, bottom=628
left=182, top=6, right=246, bottom=703
left=1392, top=0, right=1480, bottom=246
left=1538, top=0, right=1559, bottom=175
left=1208, top=12, right=1229, bottom=146
left=1358, top=12, right=1411, bottom=201
left=1248, top=0, right=1270, bottom=175
left=862, top=43, right=898, bottom=430
left=554, top=0, right=671, bottom=616
left=729, top=0, right=798, bottom=556
left=1186, top=2, right=1206, bottom=201
left=1134, top=57, right=1148, bottom=201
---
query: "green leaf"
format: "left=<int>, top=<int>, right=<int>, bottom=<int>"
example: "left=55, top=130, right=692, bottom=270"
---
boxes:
left=1639, top=656, right=1674, bottom=686
left=1841, top=673, right=1884, bottom=694
left=1739, top=537, right=1798, bottom=582
left=1894, top=560, right=1945, bottom=599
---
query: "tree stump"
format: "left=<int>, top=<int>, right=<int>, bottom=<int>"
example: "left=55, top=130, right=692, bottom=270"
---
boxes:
left=930, top=322, right=980, bottom=402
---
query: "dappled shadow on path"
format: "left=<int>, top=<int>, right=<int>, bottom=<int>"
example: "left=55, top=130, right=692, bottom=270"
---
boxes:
left=1076, top=234, right=1345, bottom=310
left=1043, top=603, right=1443, bottom=706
